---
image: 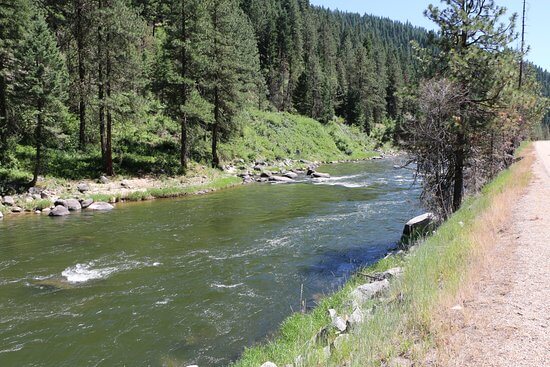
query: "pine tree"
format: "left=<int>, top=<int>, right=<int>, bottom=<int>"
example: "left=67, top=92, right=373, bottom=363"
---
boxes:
left=0, top=0, right=31, bottom=164
left=204, top=0, right=260, bottom=168
left=161, top=0, right=208, bottom=172
left=425, top=0, right=517, bottom=211
left=95, top=0, right=145, bottom=176
left=12, top=8, right=68, bottom=186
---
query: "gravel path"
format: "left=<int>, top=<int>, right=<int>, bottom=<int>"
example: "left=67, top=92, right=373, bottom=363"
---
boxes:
left=444, top=141, right=550, bottom=366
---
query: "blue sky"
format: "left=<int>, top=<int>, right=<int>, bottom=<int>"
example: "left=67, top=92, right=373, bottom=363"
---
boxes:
left=310, top=0, right=549, bottom=71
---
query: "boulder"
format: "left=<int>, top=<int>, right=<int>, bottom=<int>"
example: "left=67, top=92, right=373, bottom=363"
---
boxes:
left=283, top=171, right=298, bottom=179
left=306, top=169, right=315, bottom=176
left=65, top=199, right=82, bottom=211
left=311, top=172, right=330, bottom=179
left=400, top=213, right=434, bottom=246
left=99, top=175, right=110, bottom=184
left=350, top=279, right=390, bottom=306
left=2, top=196, right=14, bottom=206
left=328, top=309, right=348, bottom=333
left=77, top=183, right=90, bottom=193
left=349, top=307, right=367, bottom=325
left=81, top=199, right=94, bottom=209
left=269, top=176, right=294, bottom=183
left=260, top=171, right=272, bottom=178
left=370, top=267, right=403, bottom=281
left=54, top=199, right=67, bottom=207
left=87, top=202, right=114, bottom=211
left=11, top=206, right=23, bottom=213
left=49, top=205, right=70, bottom=217
left=41, top=191, right=53, bottom=200
left=260, top=363, right=277, bottom=367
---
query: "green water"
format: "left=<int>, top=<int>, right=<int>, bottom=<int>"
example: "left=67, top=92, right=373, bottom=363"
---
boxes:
left=0, top=159, right=421, bottom=366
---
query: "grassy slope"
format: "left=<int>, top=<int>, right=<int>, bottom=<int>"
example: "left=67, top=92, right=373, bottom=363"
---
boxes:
left=222, top=109, right=379, bottom=163
left=232, top=144, right=533, bottom=366
left=1, top=110, right=379, bottom=186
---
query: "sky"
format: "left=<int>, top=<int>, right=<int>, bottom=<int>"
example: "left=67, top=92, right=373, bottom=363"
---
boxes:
left=310, top=0, right=549, bottom=71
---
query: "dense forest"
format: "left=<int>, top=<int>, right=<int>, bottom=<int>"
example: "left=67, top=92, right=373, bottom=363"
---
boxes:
left=0, top=0, right=547, bottom=203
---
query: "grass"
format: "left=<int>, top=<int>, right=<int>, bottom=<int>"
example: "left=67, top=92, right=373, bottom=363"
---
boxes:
left=231, top=143, right=534, bottom=367
left=219, top=110, right=380, bottom=163
left=89, top=176, right=242, bottom=203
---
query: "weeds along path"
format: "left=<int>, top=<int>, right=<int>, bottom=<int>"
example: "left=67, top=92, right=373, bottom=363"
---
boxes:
left=442, top=141, right=550, bottom=366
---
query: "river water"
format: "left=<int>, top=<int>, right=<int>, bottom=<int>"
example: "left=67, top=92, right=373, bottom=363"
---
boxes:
left=0, top=158, right=421, bottom=366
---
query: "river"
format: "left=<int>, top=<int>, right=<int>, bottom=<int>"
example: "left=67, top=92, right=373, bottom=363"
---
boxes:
left=0, top=158, right=421, bottom=366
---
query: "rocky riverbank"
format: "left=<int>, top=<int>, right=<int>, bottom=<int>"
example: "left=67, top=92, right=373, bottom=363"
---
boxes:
left=0, top=153, right=394, bottom=220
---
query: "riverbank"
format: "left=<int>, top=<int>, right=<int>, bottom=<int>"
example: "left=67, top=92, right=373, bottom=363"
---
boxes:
left=231, top=143, right=534, bottom=367
left=0, top=152, right=392, bottom=219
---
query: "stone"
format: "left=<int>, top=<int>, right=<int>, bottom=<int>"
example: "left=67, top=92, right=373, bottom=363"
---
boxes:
left=49, top=205, right=70, bottom=217
left=11, top=206, right=23, bottom=213
left=99, top=175, right=110, bottom=184
left=306, top=169, right=315, bottom=176
left=400, top=212, right=434, bottom=246
left=121, top=180, right=131, bottom=188
left=81, top=199, right=94, bottom=209
left=253, top=165, right=263, bottom=171
left=332, top=316, right=347, bottom=333
left=260, top=171, right=272, bottom=178
left=42, top=208, right=51, bottom=213
left=269, top=176, right=293, bottom=183
left=55, top=199, right=67, bottom=207
left=283, top=171, right=298, bottom=179
left=77, top=183, right=90, bottom=193
left=311, top=172, right=330, bottom=179
left=65, top=199, right=82, bottom=211
left=260, top=363, right=277, bottom=367
left=322, top=345, right=331, bottom=359
left=35, top=210, right=41, bottom=214
left=41, top=191, right=53, bottom=199
left=32, top=194, right=41, bottom=200
left=2, top=196, right=14, bottom=206
left=87, top=202, right=114, bottom=211
left=350, top=279, right=390, bottom=306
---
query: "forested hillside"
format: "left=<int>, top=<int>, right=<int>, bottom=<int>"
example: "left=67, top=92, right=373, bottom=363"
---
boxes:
left=534, top=65, right=550, bottom=125
left=0, top=0, right=546, bottom=188
left=0, top=0, right=431, bottom=184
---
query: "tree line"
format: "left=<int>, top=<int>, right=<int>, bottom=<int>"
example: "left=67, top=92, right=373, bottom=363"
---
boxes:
left=0, top=0, right=431, bottom=183
left=0, top=0, right=547, bottom=218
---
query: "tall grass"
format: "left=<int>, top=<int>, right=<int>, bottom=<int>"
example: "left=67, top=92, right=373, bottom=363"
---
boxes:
left=232, top=144, right=534, bottom=367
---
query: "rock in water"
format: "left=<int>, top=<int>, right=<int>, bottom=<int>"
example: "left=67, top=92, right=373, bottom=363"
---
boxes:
left=283, top=171, right=298, bottom=179
left=65, top=199, right=82, bottom=211
left=268, top=176, right=294, bottom=183
left=311, top=172, right=331, bottom=179
left=49, top=205, right=70, bottom=217
left=81, top=199, right=94, bottom=209
left=87, top=202, right=114, bottom=211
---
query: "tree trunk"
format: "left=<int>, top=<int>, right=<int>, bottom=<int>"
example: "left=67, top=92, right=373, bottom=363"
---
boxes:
left=31, top=102, right=44, bottom=187
left=105, top=29, right=113, bottom=176
left=212, top=88, right=220, bottom=169
left=452, top=131, right=465, bottom=212
left=76, top=0, right=87, bottom=150
left=0, top=67, right=8, bottom=161
left=98, top=0, right=106, bottom=162
left=180, top=0, right=188, bottom=173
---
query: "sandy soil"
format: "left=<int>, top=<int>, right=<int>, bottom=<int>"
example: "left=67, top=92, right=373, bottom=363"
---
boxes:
left=443, top=141, right=550, bottom=366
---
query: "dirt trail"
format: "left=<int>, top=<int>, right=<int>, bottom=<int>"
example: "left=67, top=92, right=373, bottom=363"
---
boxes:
left=443, top=141, right=550, bottom=367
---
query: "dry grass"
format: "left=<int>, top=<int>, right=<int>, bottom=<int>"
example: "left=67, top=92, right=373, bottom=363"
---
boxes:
left=433, top=144, right=535, bottom=364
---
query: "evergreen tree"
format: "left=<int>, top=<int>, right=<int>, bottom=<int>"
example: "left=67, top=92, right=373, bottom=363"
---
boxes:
left=95, top=0, right=145, bottom=175
left=0, top=0, right=31, bottom=164
left=12, top=8, right=67, bottom=186
left=204, top=0, right=260, bottom=168
left=161, top=0, right=208, bottom=172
